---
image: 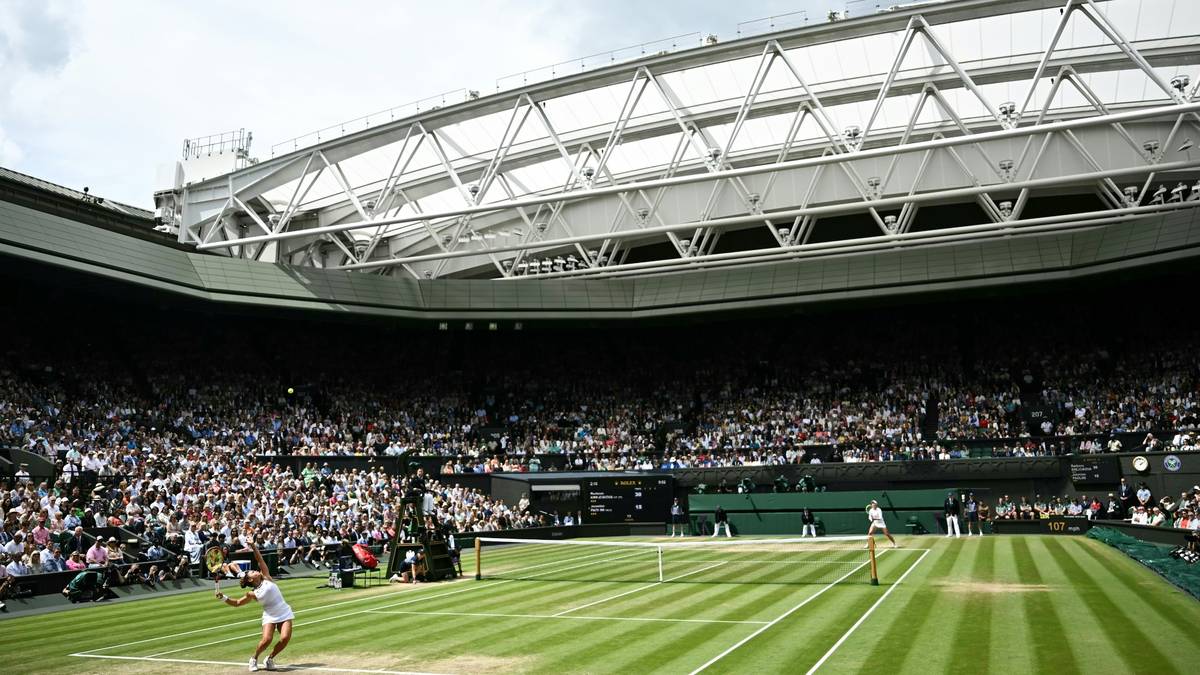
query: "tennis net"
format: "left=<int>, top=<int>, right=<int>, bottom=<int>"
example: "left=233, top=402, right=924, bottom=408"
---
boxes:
left=474, top=536, right=879, bottom=586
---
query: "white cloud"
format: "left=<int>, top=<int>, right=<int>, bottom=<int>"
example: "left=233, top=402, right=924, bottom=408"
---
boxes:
left=0, top=0, right=825, bottom=207
left=0, top=125, right=23, bottom=166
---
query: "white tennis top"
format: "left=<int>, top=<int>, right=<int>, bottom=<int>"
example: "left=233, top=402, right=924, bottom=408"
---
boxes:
left=254, top=579, right=294, bottom=624
left=867, top=507, right=885, bottom=525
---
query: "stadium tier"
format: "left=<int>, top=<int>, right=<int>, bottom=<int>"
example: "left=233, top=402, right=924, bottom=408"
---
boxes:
left=3, top=0, right=1200, bottom=673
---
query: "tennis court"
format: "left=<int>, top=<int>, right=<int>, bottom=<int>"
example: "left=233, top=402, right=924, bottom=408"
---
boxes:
left=3, top=535, right=1198, bottom=674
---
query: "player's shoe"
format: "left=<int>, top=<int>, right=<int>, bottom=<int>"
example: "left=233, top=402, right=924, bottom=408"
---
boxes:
left=264, top=657, right=277, bottom=671
left=249, top=657, right=259, bottom=671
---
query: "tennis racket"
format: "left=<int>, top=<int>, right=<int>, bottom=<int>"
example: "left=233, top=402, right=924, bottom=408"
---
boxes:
left=205, top=547, right=225, bottom=577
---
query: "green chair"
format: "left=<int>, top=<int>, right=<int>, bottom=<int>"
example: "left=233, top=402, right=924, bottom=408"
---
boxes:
left=905, top=516, right=928, bottom=534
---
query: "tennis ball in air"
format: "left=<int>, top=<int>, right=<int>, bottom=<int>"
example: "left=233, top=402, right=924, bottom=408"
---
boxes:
left=287, top=387, right=295, bottom=395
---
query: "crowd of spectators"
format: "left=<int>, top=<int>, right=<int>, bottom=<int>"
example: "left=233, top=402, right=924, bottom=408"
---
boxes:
left=989, top=483, right=1200, bottom=530
left=3, top=318, right=1198, bottom=481
left=0, top=453, right=539, bottom=608
left=2, top=283, right=1200, bottom=605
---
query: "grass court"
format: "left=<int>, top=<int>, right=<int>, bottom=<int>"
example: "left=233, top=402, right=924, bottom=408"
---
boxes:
left=2, top=534, right=1198, bottom=674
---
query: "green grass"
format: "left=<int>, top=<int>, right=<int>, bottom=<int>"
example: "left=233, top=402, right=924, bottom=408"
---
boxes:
left=1, top=535, right=1197, bottom=674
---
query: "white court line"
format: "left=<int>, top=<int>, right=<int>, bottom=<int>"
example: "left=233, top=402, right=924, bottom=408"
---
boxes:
left=805, top=548, right=930, bottom=674
left=68, top=653, right=451, bottom=675
left=142, top=549, right=651, bottom=659
left=686, top=550, right=889, bottom=675
left=665, top=559, right=863, bottom=565
left=553, top=561, right=727, bottom=616
left=367, top=609, right=768, bottom=625
left=74, top=546, right=620, bottom=656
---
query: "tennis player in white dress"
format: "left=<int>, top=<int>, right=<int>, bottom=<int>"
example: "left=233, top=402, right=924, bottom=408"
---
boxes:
left=215, top=540, right=295, bottom=671
left=866, top=499, right=898, bottom=548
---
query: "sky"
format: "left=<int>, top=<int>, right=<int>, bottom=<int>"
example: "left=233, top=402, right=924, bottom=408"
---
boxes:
left=0, top=0, right=869, bottom=208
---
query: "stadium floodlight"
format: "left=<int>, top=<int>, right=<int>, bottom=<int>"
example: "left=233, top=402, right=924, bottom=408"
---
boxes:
left=705, top=34, right=719, bottom=46
left=1143, top=139, right=1161, bottom=158
left=1179, top=138, right=1195, bottom=152
left=437, top=322, right=448, bottom=331
left=1169, top=182, right=1187, bottom=203
left=778, top=227, right=790, bottom=239
left=423, top=270, right=433, bottom=279
left=582, top=167, right=595, bottom=180
left=1150, top=184, right=1167, bottom=205
left=843, top=125, right=862, bottom=143
left=998, top=101, right=1018, bottom=124
left=442, top=235, right=453, bottom=246
left=706, top=147, right=722, bottom=163
left=365, top=199, right=377, bottom=211
left=679, top=238, right=691, bottom=252
left=516, top=261, right=528, bottom=274
left=1192, top=180, right=1200, bottom=201
left=999, top=159, right=1015, bottom=181
left=268, top=214, right=281, bottom=225
left=998, top=201, right=1013, bottom=219
left=535, top=221, right=549, bottom=233
left=883, top=214, right=897, bottom=228
left=635, top=207, right=650, bottom=222
left=540, top=259, right=552, bottom=273
left=866, top=177, right=881, bottom=199
left=1123, top=185, right=1140, bottom=206
left=1171, top=74, right=1190, bottom=93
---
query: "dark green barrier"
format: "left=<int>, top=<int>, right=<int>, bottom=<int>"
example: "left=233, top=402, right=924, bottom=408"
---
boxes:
left=1088, top=526, right=1200, bottom=601
left=688, top=489, right=962, bottom=535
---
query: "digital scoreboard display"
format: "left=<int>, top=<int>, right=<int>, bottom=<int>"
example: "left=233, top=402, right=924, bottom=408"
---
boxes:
left=584, top=476, right=674, bottom=523
left=1067, top=456, right=1120, bottom=485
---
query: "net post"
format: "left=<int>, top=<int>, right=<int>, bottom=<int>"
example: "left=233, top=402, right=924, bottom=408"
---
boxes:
left=868, top=535, right=879, bottom=586
left=474, top=537, right=482, bottom=581
left=657, top=546, right=664, bottom=582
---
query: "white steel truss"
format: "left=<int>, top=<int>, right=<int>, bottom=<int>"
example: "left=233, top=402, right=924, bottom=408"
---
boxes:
left=178, top=0, right=1200, bottom=279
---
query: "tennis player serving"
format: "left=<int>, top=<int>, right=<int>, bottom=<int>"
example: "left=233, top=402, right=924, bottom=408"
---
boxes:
left=866, top=499, right=898, bottom=549
left=214, top=540, right=295, bottom=672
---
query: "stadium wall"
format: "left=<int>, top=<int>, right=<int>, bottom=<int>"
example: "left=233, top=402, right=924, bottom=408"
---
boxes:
left=689, top=490, right=954, bottom=535
left=5, top=193, right=1200, bottom=319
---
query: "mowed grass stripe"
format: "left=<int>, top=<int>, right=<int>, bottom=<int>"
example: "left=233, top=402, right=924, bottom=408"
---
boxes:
left=699, top=549, right=918, bottom=674
left=1010, top=536, right=1077, bottom=674
left=595, top=554, right=866, bottom=624
left=1042, top=538, right=1178, bottom=674
left=887, top=541, right=975, bottom=673
left=950, top=537, right=995, bottom=674
left=1073, top=537, right=1200, bottom=649
left=984, top=536, right=1037, bottom=674
left=850, top=539, right=961, bottom=662
left=138, top=547, right=633, bottom=660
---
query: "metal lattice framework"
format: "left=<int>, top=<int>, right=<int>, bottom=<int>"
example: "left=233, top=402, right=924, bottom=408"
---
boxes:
left=174, top=0, right=1200, bottom=281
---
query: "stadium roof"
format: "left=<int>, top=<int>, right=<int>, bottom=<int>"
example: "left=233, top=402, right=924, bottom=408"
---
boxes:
left=0, top=166, right=154, bottom=220
left=168, top=0, right=1200, bottom=283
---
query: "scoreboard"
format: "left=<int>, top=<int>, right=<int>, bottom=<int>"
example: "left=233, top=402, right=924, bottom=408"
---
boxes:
left=1067, top=456, right=1120, bottom=485
left=584, top=475, right=674, bottom=523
